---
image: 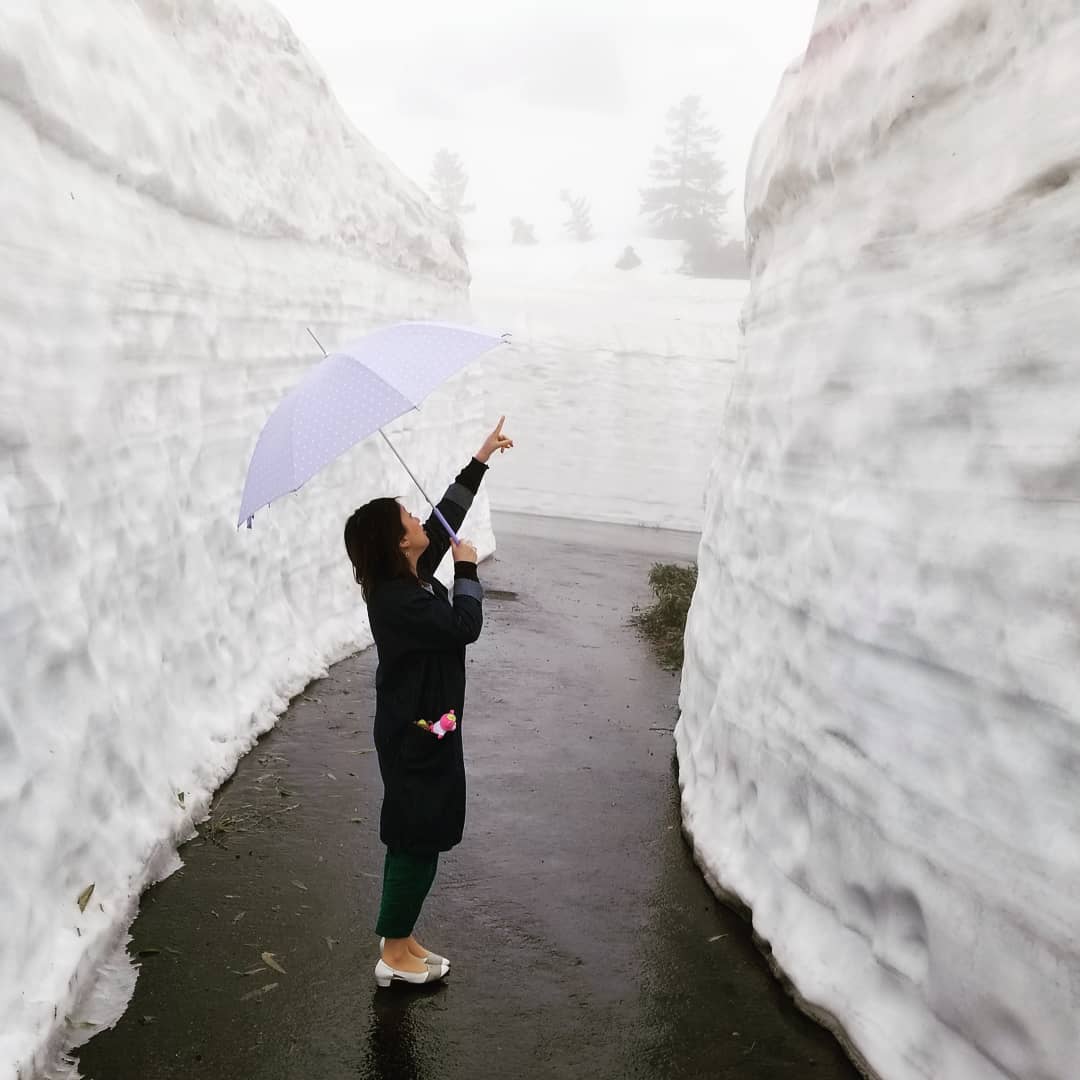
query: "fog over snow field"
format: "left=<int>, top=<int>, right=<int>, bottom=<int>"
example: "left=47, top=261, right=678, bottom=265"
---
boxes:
left=470, top=239, right=744, bottom=533
left=677, top=2, right=1080, bottom=1078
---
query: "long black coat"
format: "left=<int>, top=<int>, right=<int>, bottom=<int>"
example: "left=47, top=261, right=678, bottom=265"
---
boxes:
left=365, top=459, right=487, bottom=854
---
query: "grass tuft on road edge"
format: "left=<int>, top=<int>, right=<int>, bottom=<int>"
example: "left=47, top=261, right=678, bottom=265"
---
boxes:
left=630, top=562, right=698, bottom=671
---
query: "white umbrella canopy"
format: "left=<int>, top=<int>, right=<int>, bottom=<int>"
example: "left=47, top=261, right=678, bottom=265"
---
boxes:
left=237, top=321, right=508, bottom=536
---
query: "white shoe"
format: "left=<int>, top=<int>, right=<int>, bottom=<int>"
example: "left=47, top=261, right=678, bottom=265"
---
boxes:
left=379, top=937, right=450, bottom=968
left=374, top=957, right=450, bottom=988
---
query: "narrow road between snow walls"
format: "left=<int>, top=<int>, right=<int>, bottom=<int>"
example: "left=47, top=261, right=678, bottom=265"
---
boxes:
left=75, top=515, right=859, bottom=1080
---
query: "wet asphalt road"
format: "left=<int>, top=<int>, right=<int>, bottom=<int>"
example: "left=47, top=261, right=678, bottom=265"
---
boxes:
left=78, top=512, right=858, bottom=1080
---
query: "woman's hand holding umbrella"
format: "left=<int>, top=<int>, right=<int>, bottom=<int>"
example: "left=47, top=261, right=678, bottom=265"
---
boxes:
left=451, top=538, right=478, bottom=563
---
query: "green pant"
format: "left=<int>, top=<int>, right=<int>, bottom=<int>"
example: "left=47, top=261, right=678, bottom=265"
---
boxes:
left=375, top=849, right=439, bottom=939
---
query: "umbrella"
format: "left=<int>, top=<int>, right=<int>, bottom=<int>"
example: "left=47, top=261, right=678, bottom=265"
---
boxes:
left=237, top=321, right=508, bottom=539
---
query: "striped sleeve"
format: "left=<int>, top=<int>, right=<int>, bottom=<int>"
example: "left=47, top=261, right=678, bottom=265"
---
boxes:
left=416, top=458, right=488, bottom=578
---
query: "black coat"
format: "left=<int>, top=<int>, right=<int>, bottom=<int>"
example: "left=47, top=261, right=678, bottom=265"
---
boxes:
left=365, top=459, right=487, bottom=854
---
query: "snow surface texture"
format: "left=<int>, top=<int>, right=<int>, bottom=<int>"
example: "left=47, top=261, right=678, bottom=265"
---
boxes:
left=0, top=3, right=491, bottom=1076
left=678, top=3, right=1080, bottom=1078
left=470, top=242, right=743, bottom=532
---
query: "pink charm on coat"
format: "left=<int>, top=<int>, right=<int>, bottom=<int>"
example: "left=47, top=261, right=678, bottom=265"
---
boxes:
left=431, top=710, right=457, bottom=739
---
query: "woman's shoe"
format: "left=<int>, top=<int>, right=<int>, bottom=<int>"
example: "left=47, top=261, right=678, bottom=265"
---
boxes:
left=374, top=957, right=450, bottom=988
left=379, top=937, right=449, bottom=968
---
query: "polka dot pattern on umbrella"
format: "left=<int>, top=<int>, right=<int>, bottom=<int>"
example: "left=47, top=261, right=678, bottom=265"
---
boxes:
left=340, top=321, right=502, bottom=404
left=237, top=321, right=505, bottom=526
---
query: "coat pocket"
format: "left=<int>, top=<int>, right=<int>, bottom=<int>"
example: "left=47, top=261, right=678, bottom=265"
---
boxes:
left=398, top=721, right=451, bottom=773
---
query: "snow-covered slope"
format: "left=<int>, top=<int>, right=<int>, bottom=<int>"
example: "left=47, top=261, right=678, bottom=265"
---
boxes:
left=470, top=241, right=744, bottom=532
left=0, top=3, right=489, bottom=1075
left=678, top=3, right=1080, bottom=1078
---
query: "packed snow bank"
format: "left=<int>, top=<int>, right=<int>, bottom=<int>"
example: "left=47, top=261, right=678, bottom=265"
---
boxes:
left=677, top=3, right=1080, bottom=1078
left=470, top=241, right=743, bottom=532
left=0, top=2, right=488, bottom=1075
left=0, top=0, right=465, bottom=279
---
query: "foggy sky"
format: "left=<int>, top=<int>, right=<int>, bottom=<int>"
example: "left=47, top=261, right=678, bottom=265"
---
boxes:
left=270, top=1, right=818, bottom=246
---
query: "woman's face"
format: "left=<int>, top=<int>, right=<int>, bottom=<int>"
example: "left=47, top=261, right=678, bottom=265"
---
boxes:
left=398, top=504, right=430, bottom=557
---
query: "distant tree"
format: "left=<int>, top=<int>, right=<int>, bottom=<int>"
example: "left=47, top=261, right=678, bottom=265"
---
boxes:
left=448, top=222, right=467, bottom=263
left=641, top=96, right=731, bottom=253
left=429, top=148, right=475, bottom=218
left=560, top=189, right=595, bottom=243
left=510, top=217, right=538, bottom=245
left=680, top=233, right=748, bottom=279
left=615, top=245, right=642, bottom=270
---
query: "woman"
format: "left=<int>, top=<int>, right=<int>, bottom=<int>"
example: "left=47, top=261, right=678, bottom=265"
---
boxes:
left=343, top=417, right=514, bottom=987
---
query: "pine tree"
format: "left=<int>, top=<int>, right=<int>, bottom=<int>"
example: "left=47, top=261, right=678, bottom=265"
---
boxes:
left=680, top=232, right=748, bottom=279
left=560, top=190, right=595, bottom=243
left=429, top=148, right=475, bottom=218
left=640, top=96, right=731, bottom=244
left=510, top=217, right=538, bottom=245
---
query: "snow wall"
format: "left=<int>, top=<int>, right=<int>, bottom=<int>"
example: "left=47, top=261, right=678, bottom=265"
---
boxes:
left=677, top=2, right=1080, bottom=1078
left=0, top=2, right=492, bottom=1074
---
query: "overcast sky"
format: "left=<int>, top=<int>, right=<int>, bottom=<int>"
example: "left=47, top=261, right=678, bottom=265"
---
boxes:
left=271, top=1, right=818, bottom=247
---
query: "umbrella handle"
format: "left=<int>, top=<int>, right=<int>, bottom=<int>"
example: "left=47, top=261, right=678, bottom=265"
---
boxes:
left=431, top=506, right=461, bottom=546
left=378, top=429, right=461, bottom=544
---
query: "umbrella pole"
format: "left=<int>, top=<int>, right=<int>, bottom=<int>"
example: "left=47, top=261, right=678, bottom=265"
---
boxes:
left=377, top=430, right=461, bottom=545
left=306, top=327, right=460, bottom=545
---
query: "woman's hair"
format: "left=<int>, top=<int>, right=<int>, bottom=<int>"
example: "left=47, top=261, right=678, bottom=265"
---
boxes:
left=343, top=498, right=415, bottom=602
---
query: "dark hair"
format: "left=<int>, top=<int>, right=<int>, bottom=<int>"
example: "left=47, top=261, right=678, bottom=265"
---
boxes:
left=343, top=498, right=415, bottom=602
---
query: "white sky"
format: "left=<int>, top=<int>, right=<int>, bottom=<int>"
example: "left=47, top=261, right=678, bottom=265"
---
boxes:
left=270, top=0, right=818, bottom=246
